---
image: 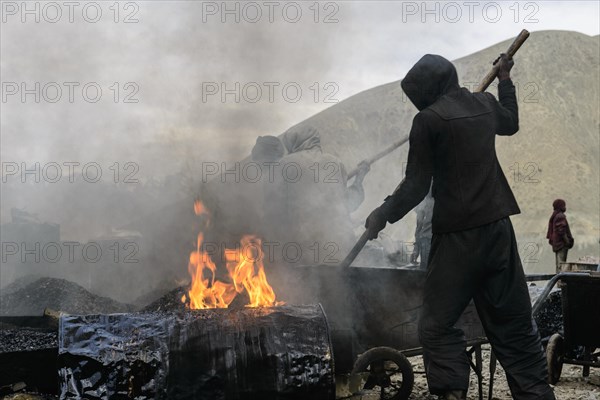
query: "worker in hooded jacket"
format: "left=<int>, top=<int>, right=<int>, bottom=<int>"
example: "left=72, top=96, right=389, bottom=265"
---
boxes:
left=267, top=126, right=369, bottom=266
left=365, top=54, right=555, bottom=400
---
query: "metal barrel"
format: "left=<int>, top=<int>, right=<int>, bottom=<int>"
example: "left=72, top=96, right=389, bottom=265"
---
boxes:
left=58, top=305, right=334, bottom=400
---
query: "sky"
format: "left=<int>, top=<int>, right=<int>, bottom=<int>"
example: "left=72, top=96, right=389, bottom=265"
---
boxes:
left=1, top=0, right=599, bottom=179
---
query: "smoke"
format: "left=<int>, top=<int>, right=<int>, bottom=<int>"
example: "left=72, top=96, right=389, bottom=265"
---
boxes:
left=1, top=2, right=345, bottom=175
left=0, top=2, right=352, bottom=302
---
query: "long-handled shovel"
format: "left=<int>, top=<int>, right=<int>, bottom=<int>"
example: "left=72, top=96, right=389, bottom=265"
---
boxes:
left=339, top=230, right=371, bottom=268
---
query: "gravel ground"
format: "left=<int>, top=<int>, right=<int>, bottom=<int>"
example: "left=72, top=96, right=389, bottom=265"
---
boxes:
left=1, top=344, right=596, bottom=399
left=336, top=345, right=599, bottom=399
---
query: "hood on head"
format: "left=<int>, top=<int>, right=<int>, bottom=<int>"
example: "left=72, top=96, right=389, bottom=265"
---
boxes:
left=401, top=54, right=460, bottom=111
left=282, top=126, right=321, bottom=154
left=552, top=199, right=566, bottom=212
left=251, top=135, right=285, bottom=162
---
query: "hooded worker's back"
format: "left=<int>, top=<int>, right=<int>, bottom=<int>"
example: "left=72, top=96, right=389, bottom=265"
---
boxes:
left=383, top=55, right=521, bottom=233
left=401, top=54, right=460, bottom=111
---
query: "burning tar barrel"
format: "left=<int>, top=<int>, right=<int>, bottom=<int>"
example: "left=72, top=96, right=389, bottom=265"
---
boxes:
left=58, top=305, right=334, bottom=400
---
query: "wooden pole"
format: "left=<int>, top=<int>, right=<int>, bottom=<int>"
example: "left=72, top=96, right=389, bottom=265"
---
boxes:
left=475, top=29, right=530, bottom=93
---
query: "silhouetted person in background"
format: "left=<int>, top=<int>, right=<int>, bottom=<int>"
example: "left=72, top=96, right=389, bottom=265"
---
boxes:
left=365, top=54, right=555, bottom=400
left=344, top=160, right=370, bottom=212
left=411, top=188, right=434, bottom=269
left=251, top=135, right=285, bottom=163
left=546, top=198, right=574, bottom=273
left=270, top=126, right=368, bottom=265
left=280, top=126, right=370, bottom=214
left=199, top=136, right=285, bottom=256
left=249, top=135, right=286, bottom=242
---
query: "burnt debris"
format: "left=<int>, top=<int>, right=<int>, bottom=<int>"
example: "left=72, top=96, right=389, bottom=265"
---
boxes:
left=0, top=329, right=57, bottom=354
left=0, top=277, right=134, bottom=316
left=141, top=285, right=189, bottom=312
left=531, top=287, right=563, bottom=343
left=0, top=327, right=59, bottom=396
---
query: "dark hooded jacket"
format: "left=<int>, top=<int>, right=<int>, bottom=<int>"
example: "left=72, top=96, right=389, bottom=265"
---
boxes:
left=251, top=135, right=285, bottom=162
left=379, top=54, right=521, bottom=233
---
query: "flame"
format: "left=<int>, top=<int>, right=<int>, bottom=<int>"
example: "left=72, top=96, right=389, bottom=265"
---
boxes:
left=194, top=200, right=207, bottom=216
left=184, top=201, right=282, bottom=309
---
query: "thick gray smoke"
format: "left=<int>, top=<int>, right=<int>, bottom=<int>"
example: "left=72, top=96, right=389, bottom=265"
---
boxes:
left=0, top=2, right=354, bottom=303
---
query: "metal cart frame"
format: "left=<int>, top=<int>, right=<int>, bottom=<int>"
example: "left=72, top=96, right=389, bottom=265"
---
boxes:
left=532, top=272, right=600, bottom=384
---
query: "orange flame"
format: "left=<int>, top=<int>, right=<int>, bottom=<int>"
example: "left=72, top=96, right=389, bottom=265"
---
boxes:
left=194, top=200, right=207, bottom=216
left=184, top=201, right=282, bottom=309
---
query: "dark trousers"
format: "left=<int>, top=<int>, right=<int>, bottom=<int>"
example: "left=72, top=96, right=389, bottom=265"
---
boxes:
left=554, top=248, right=568, bottom=273
left=418, top=218, right=555, bottom=399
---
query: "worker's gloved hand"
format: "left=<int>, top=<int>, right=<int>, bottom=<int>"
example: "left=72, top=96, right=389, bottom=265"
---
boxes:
left=365, top=207, right=387, bottom=240
left=494, top=53, right=514, bottom=81
left=356, top=161, right=371, bottom=177
left=352, top=161, right=371, bottom=186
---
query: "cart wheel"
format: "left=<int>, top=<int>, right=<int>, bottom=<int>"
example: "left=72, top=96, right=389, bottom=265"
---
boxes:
left=547, top=333, right=564, bottom=384
left=350, top=346, right=414, bottom=400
